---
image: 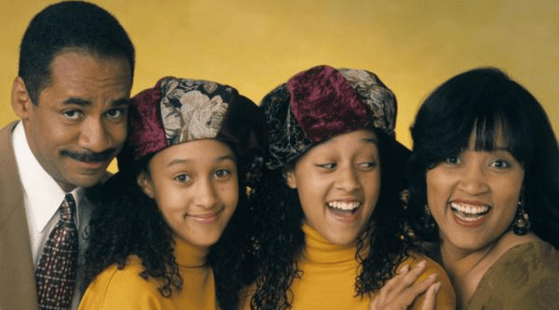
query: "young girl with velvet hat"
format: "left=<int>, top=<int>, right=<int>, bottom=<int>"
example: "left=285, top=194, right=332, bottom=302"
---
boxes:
left=78, top=77, right=266, bottom=310
left=243, top=65, right=456, bottom=310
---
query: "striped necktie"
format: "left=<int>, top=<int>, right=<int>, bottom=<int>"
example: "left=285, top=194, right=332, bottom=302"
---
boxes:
left=35, top=193, right=79, bottom=310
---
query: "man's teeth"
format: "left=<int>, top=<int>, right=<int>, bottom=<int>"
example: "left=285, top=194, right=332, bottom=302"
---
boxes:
left=327, top=201, right=361, bottom=211
left=450, top=202, right=489, bottom=215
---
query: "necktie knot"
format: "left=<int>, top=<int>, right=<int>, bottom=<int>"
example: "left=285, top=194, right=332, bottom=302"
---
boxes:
left=60, top=193, right=76, bottom=222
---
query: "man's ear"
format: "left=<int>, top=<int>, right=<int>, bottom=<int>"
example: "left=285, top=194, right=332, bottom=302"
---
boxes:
left=11, top=77, right=34, bottom=120
left=284, top=169, right=297, bottom=189
left=137, top=172, right=155, bottom=199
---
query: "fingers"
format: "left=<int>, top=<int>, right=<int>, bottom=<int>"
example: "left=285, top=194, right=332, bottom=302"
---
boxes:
left=396, top=273, right=438, bottom=307
left=398, top=264, right=410, bottom=275
left=379, top=263, right=411, bottom=298
left=420, top=282, right=441, bottom=310
left=411, top=273, right=438, bottom=295
left=371, top=260, right=436, bottom=310
left=382, top=260, right=425, bottom=296
left=394, top=260, right=428, bottom=292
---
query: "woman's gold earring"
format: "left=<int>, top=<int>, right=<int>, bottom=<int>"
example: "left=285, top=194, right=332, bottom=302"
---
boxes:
left=513, top=196, right=530, bottom=235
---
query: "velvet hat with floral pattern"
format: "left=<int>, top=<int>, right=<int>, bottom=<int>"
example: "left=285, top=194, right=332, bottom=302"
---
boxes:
left=261, top=65, right=405, bottom=170
left=117, top=76, right=268, bottom=184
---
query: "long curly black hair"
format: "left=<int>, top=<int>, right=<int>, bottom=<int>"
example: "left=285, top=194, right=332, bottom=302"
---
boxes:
left=248, top=128, right=419, bottom=310
left=81, top=139, right=256, bottom=310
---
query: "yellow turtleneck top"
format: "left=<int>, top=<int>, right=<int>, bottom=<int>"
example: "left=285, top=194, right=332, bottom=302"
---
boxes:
left=78, top=237, right=216, bottom=310
left=243, top=223, right=455, bottom=309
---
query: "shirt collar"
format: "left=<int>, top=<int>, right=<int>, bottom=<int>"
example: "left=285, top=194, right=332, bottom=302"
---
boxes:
left=12, top=121, right=83, bottom=232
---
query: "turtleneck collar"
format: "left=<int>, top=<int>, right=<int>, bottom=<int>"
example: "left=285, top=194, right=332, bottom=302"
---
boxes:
left=173, top=236, right=210, bottom=268
left=301, top=222, right=358, bottom=264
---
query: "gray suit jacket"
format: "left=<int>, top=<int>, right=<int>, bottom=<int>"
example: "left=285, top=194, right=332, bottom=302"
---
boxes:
left=0, top=121, right=38, bottom=310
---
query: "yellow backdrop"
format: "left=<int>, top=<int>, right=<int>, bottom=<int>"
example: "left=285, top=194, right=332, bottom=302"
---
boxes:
left=1, top=0, right=557, bottom=172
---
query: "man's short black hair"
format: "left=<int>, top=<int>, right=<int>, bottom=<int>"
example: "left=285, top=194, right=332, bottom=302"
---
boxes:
left=18, top=1, right=135, bottom=105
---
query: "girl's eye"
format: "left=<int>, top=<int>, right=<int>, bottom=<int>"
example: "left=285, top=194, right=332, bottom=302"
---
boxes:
left=491, top=159, right=510, bottom=169
left=63, top=110, right=82, bottom=120
left=444, top=156, right=461, bottom=164
left=316, top=163, right=336, bottom=169
left=174, top=174, right=191, bottom=183
left=215, top=169, right=231, bottom=178
left=358, top=161, right=377, bottom=169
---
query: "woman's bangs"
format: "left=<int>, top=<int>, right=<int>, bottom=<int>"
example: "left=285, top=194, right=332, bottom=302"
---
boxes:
left=473, top=111, right=530, bottom=166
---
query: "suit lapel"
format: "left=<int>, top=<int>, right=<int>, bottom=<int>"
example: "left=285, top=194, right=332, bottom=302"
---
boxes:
left=0, top=121, right=39, bottom=310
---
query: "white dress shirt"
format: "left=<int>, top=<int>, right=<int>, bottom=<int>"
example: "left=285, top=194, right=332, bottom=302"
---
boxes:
left=12, top=121, right=93, bottom=309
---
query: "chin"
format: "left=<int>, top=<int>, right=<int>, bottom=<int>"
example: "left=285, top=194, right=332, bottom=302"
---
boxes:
left=188, top=234, right=222, bottom=248
left=56, top=177, right=96, bottom=191
left=326, top=233, right=359, bottom=246
left=190, top=240, right=218, bottom=249
left=74, top=175, right=106, bottom=188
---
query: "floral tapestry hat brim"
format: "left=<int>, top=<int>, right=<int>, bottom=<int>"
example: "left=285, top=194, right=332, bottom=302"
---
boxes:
left=118, top=76, right=267, bottom=184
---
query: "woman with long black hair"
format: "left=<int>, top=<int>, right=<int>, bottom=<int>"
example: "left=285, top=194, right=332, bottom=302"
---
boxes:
left=407, top=68, right=559, bottom=309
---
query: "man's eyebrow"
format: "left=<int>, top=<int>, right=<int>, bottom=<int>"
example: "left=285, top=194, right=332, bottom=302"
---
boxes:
left=60, top=97, right=131, bottom=107
left=111, top=98, right=132, bottom=107
left=62, top=97, right=91, bottom=106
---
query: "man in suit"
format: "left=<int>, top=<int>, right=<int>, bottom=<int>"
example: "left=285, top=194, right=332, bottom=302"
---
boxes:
left=0, top=2, right=135, bottom=309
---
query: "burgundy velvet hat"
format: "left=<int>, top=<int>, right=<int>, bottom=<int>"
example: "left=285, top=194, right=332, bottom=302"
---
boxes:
left=117, top=77, right=267, bottom=183
left=260, top=65, right=404, bottom=170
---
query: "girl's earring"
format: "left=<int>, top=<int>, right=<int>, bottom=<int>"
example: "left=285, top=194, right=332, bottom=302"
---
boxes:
left=423, top=204, right=437, bottom=232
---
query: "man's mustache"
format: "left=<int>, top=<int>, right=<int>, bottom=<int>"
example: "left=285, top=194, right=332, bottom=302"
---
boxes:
left=60, top=148, right=117, bottom=163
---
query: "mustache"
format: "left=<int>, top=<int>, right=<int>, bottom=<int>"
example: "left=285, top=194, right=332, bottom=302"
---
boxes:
left=60, top=148, right=117, bottom=163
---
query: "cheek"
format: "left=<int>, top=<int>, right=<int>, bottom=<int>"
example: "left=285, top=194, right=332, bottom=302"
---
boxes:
left=221, top=183, right=240, bottom=209
left=366, top=172, right=381, bottom=195
left=360, top=173, right=381, bottom=218
left=155, top=194, right=184, bottom=218
left=498, top=181, right=523, bottom=218
left=152, top=191, right=181, bottom=228
left=425, top=171, right=450, bottom=218
left=426, top=171, right=445, bottom=200
left=152, top=183, right=187, bottom=215
left=298, top=194, right=328, bottom=226
left=106, top=122, right=127, bottom=146
left=503, top=172, right=524, bottom=201
left=33, top=117, right=67, bottom=147
left=296, top=176, right=326, bottom=212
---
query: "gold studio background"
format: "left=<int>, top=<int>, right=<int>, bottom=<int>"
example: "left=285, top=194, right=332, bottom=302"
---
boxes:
left=1, top=0, right=557, bottom=173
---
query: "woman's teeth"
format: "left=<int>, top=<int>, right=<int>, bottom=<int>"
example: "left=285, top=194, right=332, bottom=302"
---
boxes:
left=450, top=202, right=490, bottom=219
left=327, top=201, right=361, bottom=211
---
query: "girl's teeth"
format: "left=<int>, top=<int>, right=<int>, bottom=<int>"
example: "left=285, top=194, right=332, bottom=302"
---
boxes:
left=327, top=201, right=360, bottom=210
